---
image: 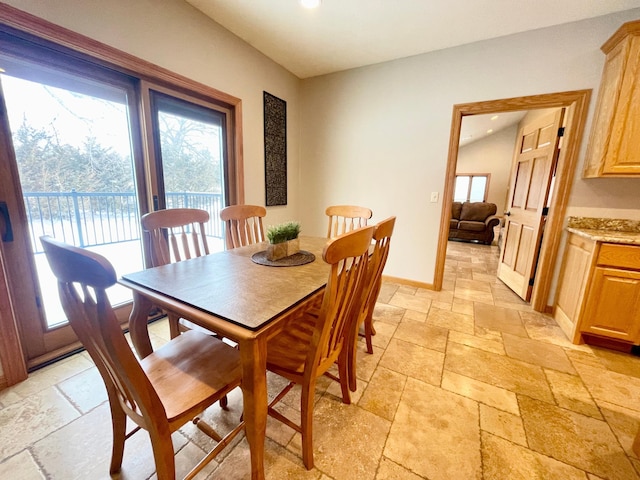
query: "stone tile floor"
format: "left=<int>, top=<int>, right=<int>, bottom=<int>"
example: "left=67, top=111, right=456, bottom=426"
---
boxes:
left=2, top=240, right=640, bottom=479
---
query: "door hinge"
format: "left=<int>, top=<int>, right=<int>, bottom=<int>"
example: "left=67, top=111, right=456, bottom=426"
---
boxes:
left=558, top=127, right=565, bottom=137
left=35, top=296, right=42, bottom=308
left=528, top=278, right=535, bottom=287
left=542, top=207, right=549, bottom=216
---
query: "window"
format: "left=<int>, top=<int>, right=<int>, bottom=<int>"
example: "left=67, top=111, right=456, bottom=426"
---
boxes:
left=454, top=174, right=490, bottom=202
left=0, top=17, right=243, bottom=365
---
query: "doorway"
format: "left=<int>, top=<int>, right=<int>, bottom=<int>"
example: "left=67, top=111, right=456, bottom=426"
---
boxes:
left=433, top=90, right=592, bottom=312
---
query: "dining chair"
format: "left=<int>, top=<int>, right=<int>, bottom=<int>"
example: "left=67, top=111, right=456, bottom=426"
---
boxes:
left=347, top=216, right=396, bottom=392
left=219, top=204, right=267, bottom=249
left=141, top=208, right=210, bottom=338
left=40, top=236, right=244, bottom=480
left=325, top=204, right=373, bottom=238
left=265, top=225, right=374, bottom=470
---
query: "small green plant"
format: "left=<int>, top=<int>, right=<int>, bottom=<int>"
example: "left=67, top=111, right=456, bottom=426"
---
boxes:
left=266, top=221, right=301, bottom=244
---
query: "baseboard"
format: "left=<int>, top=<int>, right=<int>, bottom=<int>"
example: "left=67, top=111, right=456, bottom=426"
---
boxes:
left=382, top=275, right=434, bottom=290
left=582, top=334, right=633, bottom=354
left=543, top=305, right=554, bottom=315
left=0, top=375, right=7, bottom=391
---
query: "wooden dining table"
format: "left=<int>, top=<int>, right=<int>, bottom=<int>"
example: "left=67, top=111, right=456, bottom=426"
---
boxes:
left=119, top=235, right=330, bottom=480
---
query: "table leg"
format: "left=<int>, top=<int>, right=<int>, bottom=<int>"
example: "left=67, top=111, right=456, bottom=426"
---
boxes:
left=128, top=292, right=154, bottom=359
left=238, top=336, right=267, bottom=480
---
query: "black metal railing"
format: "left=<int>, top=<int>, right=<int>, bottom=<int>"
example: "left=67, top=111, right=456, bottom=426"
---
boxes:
left=23, top=191, right=224, bottom=253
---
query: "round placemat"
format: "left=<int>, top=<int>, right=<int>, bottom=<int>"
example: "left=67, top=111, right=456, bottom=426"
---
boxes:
left=251, top=250, right=316, bottom=267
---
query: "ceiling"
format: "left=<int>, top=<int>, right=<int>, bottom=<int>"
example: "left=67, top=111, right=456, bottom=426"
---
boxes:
left=184, top=0, right=640, bottom=79
left=459, top=111, right=527, bottom=147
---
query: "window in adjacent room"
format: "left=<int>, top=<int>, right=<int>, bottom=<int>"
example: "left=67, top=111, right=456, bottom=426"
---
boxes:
left=454, top=174, right=490, bottom=202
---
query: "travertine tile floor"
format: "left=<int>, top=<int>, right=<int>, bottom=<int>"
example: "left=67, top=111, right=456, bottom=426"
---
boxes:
left=3, top=240, right=640, bottom=479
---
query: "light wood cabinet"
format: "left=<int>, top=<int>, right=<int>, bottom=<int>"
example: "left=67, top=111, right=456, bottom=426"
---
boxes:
left=583, top=20, right=640, bottom=178
left=554, top=235, right=640, bottom=344
left=581, top=267, right=640, bottom=341
left=554, top=233, right=596, bottom=343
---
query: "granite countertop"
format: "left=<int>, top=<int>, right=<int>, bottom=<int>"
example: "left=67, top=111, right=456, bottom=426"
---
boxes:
left=566, top=217, right=640, bottom=246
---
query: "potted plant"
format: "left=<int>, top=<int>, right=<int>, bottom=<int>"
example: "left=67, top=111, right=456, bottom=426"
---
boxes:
left=266, top=221, right=301, bottom=261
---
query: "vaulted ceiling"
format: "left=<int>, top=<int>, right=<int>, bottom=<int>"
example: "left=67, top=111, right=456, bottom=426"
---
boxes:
left=185, top=0, right=640, bottom=79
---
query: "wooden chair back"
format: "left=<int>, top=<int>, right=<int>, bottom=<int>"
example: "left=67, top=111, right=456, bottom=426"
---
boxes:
left=141, top=208, right=210, bottom=267
left=220, top=204, right=266, bottom=249
left=360, top=216, right=396, bottom=326
left=40, top=235, right=167, bottom=435
left=311, top=226, right=374, bottom=376
left=264, top=226, right=374, bottom=469
left=141, top=208, right=211, bottom=337
left=325, top=204, right=373, bottom=238
left=40, top=235, right=244, bottom=479
left=347, top=216, right=396, bottom=390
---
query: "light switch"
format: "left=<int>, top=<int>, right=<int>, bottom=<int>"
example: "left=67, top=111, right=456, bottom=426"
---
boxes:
left=430, top=192, right=439, bottom=203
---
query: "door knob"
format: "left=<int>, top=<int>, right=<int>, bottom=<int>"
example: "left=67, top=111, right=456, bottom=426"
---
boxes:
left=504, top=212, right=511, bottom=216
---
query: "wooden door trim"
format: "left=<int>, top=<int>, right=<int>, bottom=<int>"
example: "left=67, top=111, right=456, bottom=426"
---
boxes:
left=435, top=90, right=591, bottom=312
left=0, top=74, right=39, bottom=384
left=0, top=246, right=28, bottom=386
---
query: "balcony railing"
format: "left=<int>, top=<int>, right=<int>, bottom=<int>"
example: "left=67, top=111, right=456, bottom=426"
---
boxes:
left=23, top=191, right=225, bottom=253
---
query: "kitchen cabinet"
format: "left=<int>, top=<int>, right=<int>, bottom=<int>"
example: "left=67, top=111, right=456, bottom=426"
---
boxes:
left=554, top=233, right=596, bottom=343
left=554, top=233, right=640, bottom=344
left=580, top=244, right=640, bottom=341
left=583, top=20, right=640, bottom=178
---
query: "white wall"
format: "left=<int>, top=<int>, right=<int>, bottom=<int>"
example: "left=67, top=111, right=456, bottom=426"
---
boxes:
left=300, top=9, right=640, bottom=285
left=4, top=0, right=302, bottom=226
left=456, top=125, right=518, bottom=214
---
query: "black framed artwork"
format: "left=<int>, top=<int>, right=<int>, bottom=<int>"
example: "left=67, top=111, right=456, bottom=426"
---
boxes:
left=263, top=91, right=287, bottom=206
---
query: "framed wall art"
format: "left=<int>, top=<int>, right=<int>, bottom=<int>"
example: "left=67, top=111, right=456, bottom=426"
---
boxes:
left=263, top=91, right=287, bottom=206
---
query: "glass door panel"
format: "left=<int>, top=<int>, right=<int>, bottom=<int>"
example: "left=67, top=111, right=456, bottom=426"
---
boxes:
left=151, top=93, right=227, bottom=252
left=1, top=57, right=143, bottom=332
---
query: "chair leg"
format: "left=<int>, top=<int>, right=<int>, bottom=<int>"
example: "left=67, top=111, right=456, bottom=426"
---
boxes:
left=108, top=401, right=127, bottom=474
left=366, top=280, right=382, bottom=348
left=348, top=331, right=358, bottom=392
left=167, top=312, right=181, bottom=339
left=148, top=428, right=176, bottom=480
left=368, top=312, right=377, bottom=336
left=364, top=312, right=375, bottom=354
left=301, top=379, right=316, bottom=470
left=338, top=349, right=352, bottom=404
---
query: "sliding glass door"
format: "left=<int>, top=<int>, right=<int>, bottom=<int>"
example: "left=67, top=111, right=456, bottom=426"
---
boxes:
left=0, top=29, right=237, bottom=370
left=0, top=51, right=146, bottom=365
left=2, top=63, right=143, bottom=325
